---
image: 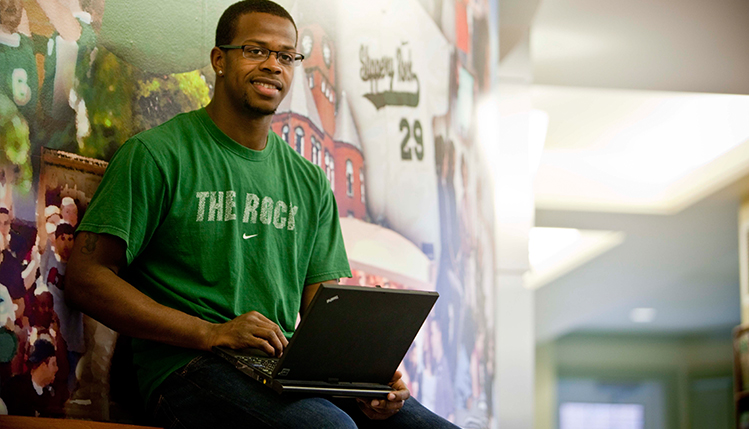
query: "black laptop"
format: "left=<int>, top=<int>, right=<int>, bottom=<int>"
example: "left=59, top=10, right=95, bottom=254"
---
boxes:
left=213, top=284, right=438, bottom=398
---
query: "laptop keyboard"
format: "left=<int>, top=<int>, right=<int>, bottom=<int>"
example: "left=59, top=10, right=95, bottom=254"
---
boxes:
left=237, top=355, right=278, bottom=375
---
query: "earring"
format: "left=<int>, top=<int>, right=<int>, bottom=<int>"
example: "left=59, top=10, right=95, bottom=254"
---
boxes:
left=218, top=70, right=223, bottom=75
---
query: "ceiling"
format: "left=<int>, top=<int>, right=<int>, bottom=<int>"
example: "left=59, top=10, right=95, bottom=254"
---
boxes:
left=503, top=0, right=749, bottom=341
left=531, top=0, right=749, bottom=95
left=532, top=86, right=749, bottom=214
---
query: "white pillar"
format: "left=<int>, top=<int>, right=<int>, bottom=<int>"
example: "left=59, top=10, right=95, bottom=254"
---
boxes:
left=739, top=199, right=749, bottom=324
left=495, top=274, right=535, bottom=428
left=489, top=34, right=536, bottom=429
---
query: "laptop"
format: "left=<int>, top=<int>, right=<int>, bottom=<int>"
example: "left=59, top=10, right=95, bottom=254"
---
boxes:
left=213, top=284, right=438, bottom=398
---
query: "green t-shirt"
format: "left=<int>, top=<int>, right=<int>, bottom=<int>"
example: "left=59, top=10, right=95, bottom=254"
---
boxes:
left=77, top=108, right=352, bottom=401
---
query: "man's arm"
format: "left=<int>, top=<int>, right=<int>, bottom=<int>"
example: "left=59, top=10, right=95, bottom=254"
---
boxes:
left=299, top=280, right=337, bottom=317
left=65, top=232, right=288, bottom=356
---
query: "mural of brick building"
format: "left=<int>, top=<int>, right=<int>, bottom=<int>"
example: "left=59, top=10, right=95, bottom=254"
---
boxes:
left=271, top=22, right=367, bottom=220
left=333, top=92, right=366, bottom=219
left=271, top=63, right=325, bottom=167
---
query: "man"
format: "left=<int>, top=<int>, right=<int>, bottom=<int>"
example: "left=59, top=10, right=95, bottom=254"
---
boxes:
left=60, top=197, right=79, bottom=227
left=43, top=222, right=84, bottom=391
left=1, top=338, right=60, bottom=417
left=0, top=212, right=26, bottom=315
left=66, top=1, right=457, bottom=428
left=51, top=222, right=75, bottom=264
left=0, top=207, right=29, bottom=262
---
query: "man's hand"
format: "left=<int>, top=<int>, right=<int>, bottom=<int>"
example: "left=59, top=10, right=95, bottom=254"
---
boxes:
left=356, top=370, right=410, bottom=420
left=208, top=311, right=289, bottom=357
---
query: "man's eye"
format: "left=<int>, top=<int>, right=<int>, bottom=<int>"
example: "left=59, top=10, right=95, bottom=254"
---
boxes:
left=278, top=53, right=294, bottom=63
left=246, top=48, right=266, bottom=56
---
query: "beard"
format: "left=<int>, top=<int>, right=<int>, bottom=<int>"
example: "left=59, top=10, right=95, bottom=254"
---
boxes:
left=243, top=97, right=278, bottom=117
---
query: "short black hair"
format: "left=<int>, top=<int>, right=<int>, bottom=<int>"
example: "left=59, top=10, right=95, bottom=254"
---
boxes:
left=215, top=0, right=297, bottom=47
left=29, top=339, right=55, bottom=369
left=55, top=222, right=76, bottom=238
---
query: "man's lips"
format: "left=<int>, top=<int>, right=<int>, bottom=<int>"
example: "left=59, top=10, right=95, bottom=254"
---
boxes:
left=252, top=77, right=282, bottom=89
left=251, top=77, right=282, bottom=97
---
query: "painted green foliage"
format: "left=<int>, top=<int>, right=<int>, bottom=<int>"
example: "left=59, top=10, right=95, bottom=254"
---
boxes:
left=0, top=94, right=32, bottom=193
left=77, top=47, right=135, bottom=160
left=63, top=48, right=211, bottom=161
left=133, top=68, right=212, bottom=134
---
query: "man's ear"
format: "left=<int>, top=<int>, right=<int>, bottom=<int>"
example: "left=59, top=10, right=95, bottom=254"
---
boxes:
left=210, top=47, right=226, bottom=76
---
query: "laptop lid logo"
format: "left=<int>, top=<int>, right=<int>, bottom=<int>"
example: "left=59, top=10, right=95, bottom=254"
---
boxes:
left=326, top=295, right=339, bottom=304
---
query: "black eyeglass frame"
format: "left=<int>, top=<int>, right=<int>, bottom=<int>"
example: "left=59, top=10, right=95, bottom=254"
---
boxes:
left=217, top=45, right=305, bottom=66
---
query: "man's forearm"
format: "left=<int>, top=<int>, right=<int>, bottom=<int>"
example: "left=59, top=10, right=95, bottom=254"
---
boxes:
left=299, top=279, right=339, bottom=316
left=66, top=233, right=218, bottom=351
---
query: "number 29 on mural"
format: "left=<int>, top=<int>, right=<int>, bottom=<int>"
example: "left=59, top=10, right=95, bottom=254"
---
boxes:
left=400, top=117, right=424, bottom=161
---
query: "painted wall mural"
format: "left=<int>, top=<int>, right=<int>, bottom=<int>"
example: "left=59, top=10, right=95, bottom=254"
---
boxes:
left=0, top=0, right=498, bottom=426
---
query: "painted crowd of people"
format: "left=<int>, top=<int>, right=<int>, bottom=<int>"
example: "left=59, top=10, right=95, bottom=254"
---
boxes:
left=0, top=190, right=86, bottom=416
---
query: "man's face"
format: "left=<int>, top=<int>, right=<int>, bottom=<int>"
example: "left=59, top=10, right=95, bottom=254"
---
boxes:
left=0, top=213, right=10, bottom=238
left=54, top=233, right=74, bottom=262
left=219, top=12, right=296, bottom=116
left=33, top=293, right=55, bottom=327
left=38, top=357, right=58, bottom=386
left=61, top=204, right=78, bottom=226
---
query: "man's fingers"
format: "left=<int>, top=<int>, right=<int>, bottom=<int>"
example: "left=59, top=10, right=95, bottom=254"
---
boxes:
left=387, top=388, right=410, bottom=402
left=357, top=370, right=410, bottom=419
left=271, top=326, right=287, bottom=353
left=370, top=387, right=408, bottom=410
left=246, top=336, right=276, bottom=356
left=252, top=328, right=285, bottom=356
left=370, top=399, right=404, bottom=412
left=237, top=311, right=288, bottom=356
left=357, top=398, right=402, bottom=420
left=273, top=324, right=289, bottom=348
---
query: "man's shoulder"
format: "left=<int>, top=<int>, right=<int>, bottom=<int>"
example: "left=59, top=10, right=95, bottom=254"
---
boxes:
left=133, top=109, right=203, bottom=144
left=2, top=372, right=32, bottom=393
left=121, top=109, right=208, bottom=165
left=271, top=132, right=326, bottom=183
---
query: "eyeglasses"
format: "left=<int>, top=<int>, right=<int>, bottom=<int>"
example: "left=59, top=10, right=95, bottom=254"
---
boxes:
left=218, top=45, right=304, bottom=67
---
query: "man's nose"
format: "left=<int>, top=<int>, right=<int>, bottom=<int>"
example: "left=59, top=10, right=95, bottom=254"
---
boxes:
left=259, top=54, right=284, bottom=73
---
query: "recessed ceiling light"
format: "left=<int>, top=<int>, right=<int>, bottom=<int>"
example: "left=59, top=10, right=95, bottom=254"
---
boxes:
left=630, top=307, right=656, bottom=323
left=524, top=227, right=625, bottom=289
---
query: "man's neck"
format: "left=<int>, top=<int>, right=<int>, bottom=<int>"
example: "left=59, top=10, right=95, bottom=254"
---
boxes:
left=205, top=99, right=273, bottom=151
left=30, top=370, right=46, bottom=395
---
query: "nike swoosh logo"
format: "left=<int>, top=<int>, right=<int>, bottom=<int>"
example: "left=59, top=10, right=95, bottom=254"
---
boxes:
left=243, top=234, right=258, bottom=240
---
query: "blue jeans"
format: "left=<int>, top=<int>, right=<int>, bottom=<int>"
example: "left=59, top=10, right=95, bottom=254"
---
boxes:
left=147, top=354, right=459, bottom=429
